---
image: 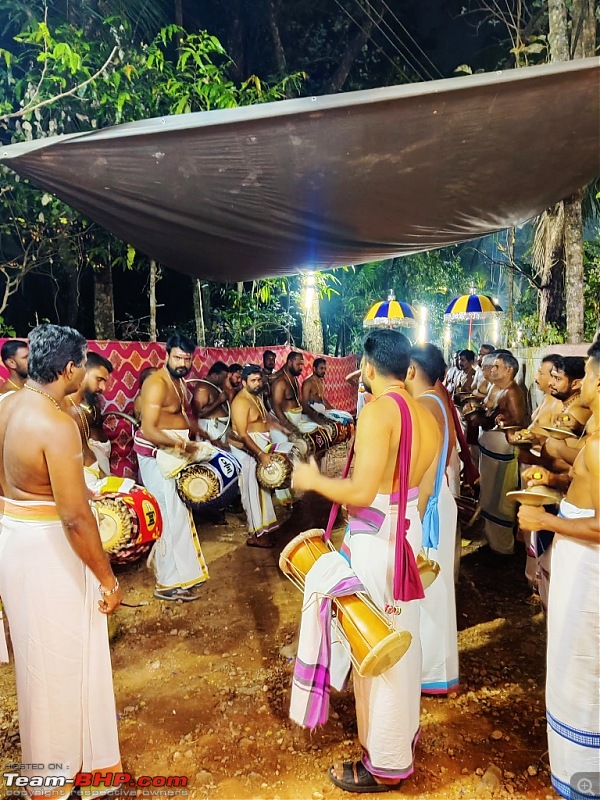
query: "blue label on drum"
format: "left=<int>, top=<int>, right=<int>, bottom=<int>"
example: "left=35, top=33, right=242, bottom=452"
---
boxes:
left=218, top=455, right=236, bottom=479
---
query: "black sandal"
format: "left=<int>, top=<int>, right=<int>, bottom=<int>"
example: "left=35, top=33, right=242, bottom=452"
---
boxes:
left=328, top=761, right=402, bottom=793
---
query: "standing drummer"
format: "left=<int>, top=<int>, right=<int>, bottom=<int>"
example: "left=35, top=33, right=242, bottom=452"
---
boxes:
left=134, top=332, right=210, bottom=601
left=231, top=365, right=295, bottom=548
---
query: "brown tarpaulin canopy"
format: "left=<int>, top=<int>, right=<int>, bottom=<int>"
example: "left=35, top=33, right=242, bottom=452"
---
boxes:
left=1, top=58, right=599, bottom=282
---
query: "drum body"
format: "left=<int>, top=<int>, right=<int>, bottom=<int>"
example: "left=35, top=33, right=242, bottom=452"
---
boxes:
left=92, top=477, right=163, bottom=565
left=176, top=450, right=240, bottom=511
left=256, top=452, right=292, bottom=490
left=306, top=427, right=331, bottom=454
left=279, top=529, right=412, bottom=677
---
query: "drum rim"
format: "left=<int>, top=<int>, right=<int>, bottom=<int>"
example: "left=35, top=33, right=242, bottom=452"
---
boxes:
left=95, top=498, right=134, bottom=553
left=357, top=629, right=413, bottom=677
left=278, top=528, right=327, bottom=573
left=256, top=452, right=292, bottom=490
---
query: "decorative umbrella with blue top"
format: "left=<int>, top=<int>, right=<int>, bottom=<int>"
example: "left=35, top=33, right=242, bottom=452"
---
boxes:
left=363, top=290, right=417, bottom=329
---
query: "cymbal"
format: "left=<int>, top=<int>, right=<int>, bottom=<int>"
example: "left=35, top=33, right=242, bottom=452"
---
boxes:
left=462, top=405, right=483, bottom=418
left=530, top=446, right=542, bottom=458
left=540, top=426, right=578, bottom=440
left=506, top=486, right=563, bottom=506
left=492, top=424, right=521, bottom=432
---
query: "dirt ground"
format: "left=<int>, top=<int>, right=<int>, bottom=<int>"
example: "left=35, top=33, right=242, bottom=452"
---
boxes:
left=1, top=446, right=555, bottom=800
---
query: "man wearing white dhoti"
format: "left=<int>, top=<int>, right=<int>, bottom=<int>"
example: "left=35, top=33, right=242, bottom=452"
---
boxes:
left=271, top=351, right=328, bottom=435
left=231, top=365, right=295, bottom=547
left=302, top=357, right=354, bottom=427
left=473, top=352, right=526, bottom=555
left=192, top=361, right=231, bottom=444
left=293, top=329, right=439, bottom=792
left=519, top=339, right=600, bottom=800
left=134, top=332, right=210, bottom=601
left=406, top=344, right=459, bottom=695
left=65, top=350, right=114, bottom=491
left=0, top=324, right=123, bottom=800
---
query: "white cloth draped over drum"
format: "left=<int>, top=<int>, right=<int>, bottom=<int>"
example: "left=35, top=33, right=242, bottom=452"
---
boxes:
left=0, top=498, right=122, bottom=797
left=546, top=499, right=599, bottom=800
left=133, top=430, right=209, bottom=590
left=198, top=415, right=229, bottom=443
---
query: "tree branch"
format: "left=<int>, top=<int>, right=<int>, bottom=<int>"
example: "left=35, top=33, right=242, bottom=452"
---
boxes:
left=0, top=46, right=117, bottom=123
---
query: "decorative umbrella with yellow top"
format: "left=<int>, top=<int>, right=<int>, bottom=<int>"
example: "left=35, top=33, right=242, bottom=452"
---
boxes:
left=444, top=291, right=503, bottom=349
left=363, top=290, right=417, bottom=329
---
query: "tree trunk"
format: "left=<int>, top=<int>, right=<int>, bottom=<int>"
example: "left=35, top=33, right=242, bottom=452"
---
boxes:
left=325, top=7, right=380, bottom=92
left=301, top=274, right=324, bottom=354
left=149, top=259, right=158, bottom=342
left=192, top=278, right=206, bottom=347
left=267, top=0, right=287, bottom=73
left=571, top=0, right=596, bottom=58
left=93, top=263, right=115, bottom=339
left=564, top=189, right=585, bottom=343
left=174, top=0, right=183, bottom=27
left=547, top=0, right=570, bottom=61
left=228, top=0, right=245, bottom=82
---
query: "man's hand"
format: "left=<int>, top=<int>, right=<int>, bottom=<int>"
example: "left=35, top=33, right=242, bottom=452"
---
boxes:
left=98, top=581, right=124, bottom=614
left=551, top=412, right=582, bottom=433
left=292, top=457, right=320, bottom=492
left=522, top=465, right=552, bottom=487
left=518, top=505, right=548, bottom=532
left=258, top=451, right=274, bottom=467
left=507, top=428, right=533, bottom=444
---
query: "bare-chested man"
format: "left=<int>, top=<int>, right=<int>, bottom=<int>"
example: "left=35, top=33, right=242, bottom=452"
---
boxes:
left=542, top=356, right=590, bottom=471
left=230, top=365, right=295, bottom=547
left=518, top=340, right=599, bottom=799
left=225, top=363, right=242, bottom=401
left=65, top=351, right=114, bottom=490
left=192, top=361, right=230, bottom=443
left=134, top=332, right=210, bottom=601
left=271, top=351, right=326, bottom=434
left=293, top=329, right=439, bottom=791
left=0, top=324, right=123, bottom=794
left=405, top=343, right=459, bottom=695
left=0, top=339, right=28, bottom=399
left=302, top=357, right=354, bottom=430
left=475, top=351, right=527, bottom=555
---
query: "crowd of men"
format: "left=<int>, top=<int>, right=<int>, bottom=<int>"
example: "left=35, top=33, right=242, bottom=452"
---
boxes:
left=0, top=325, right=597, bottom=799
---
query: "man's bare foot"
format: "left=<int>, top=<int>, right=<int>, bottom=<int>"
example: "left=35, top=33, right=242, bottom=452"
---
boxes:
left=246, top=532, right=275, bottom=548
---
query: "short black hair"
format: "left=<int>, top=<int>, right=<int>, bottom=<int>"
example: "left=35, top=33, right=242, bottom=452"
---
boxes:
left=541, top=353, right=564, bottom=371
left=459, top=349, right=476, bottom=362
left=86, top=351, right=113, bottom=373
left=313, top=357, right=326, bottom=370
left=587, top=339, right=600, bottom=371
left=228, top=363, right=242, bottom=374
left=561, top=356, right=586, bottom=381
left=494, top=352, right=519, bottom=375
left=363, top=329, right=411, bottom=380
left=286, top=351, right=303, bottom=365
left=208, top=360, right=228, bottom=376
left=493, top=348, right=513, bottom=356
left=242, top=364, right=262, bottom=381
left=1, top=339, right=28, bottom=365
left=263, top=350, right=276, bottom=360
left=166, top=332, right=196, bottom=355
left=410, top=344, right=446, bottom=384
left=480, top=343, right=495, bottom=354
left=27, top=324, right=87, bottom=385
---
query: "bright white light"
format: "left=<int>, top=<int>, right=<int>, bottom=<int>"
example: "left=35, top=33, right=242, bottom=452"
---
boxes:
left=444, top=326, right=451, bottom=343
left=492, top=317, right=500, bottom=344
left=304, top=273, right=315, bottom=308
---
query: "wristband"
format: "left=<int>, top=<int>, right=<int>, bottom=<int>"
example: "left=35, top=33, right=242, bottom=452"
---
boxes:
left=99, top=577, right=119, bottom=597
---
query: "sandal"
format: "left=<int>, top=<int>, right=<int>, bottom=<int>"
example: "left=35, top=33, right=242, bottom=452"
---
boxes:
left=153, top=587, right=199, bottom=602
left=328, top=762, right=402, bottom=793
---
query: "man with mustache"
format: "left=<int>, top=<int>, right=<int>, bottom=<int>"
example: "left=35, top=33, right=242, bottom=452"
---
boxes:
left=0, top=339, right=29, bottom=399
left=134, top=332, right=210, bottom=601
left=65, top=351, right=114, bottom=490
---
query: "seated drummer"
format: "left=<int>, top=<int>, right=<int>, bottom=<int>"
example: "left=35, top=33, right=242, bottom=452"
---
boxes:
left=270, top=351, right=327, bottom=435
left=231, top=365, right=295, bottom=548
left=134, top=332, right=211, bottom=602
left=302, top=357, right=354, bottom=425
left=192, top=361, right=230, bottom=444
left=65, top=351, right=114, bottom=491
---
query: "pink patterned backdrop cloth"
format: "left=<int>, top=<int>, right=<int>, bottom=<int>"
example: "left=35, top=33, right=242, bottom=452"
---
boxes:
left=0, top=339, right=358, bottom=478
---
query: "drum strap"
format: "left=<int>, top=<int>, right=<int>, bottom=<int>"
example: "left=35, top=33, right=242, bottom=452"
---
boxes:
left=438, top=381, right=479, bottom=487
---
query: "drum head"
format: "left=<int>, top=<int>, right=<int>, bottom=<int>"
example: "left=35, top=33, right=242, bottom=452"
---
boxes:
left=177, top=465, right=221, bottom=508
left=94, top=497, right=135, bottom=554
left=256, top=453, right=292, bottom=490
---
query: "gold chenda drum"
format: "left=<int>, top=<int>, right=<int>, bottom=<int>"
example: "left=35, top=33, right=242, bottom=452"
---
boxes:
left=279, top=529, right=412, bottom=678
left=256, top=452, right=292, bottom=491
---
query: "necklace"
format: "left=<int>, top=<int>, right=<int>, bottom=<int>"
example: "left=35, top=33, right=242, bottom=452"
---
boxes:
left=417, top=389, right=436, bottom=399
left=6, top=378, right=22, bottom=391
left=248, top=391, right=267, bottom=422
left=284, top=369, right=301, bottom=406
left=315, top=375, right=325, bottom=401
left=164, top=366, right=189, bottom=424
left=24, top=383, right=62, bottom=411
left=68, top=396, right=90, bottom=443
left=382, top=383, right=405, bottom=396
